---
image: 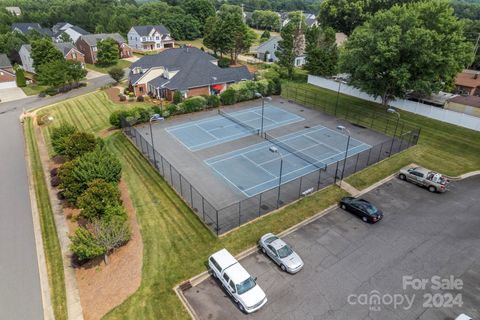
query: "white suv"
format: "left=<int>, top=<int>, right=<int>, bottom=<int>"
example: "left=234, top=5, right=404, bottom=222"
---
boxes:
left=208, top=248, right=267, bottom=313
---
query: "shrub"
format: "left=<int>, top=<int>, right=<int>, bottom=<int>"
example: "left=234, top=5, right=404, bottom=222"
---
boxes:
left=123, top=88, right=129, bottom=95
left=16, top=68, right=26, bottom=87
left=63, top=132, right=98, bottom=160
left=92, top=216, right=131, bottom=261
left=167, top=103, right=178, bottom=115
left=128, top=92, right=135, bottom=98
left=173, top=90, right=183, bottom=104
left=51, top=176, right=61, bottom=187
left=218, top=57, right=230, bottom=68
left=182, top=96, right=207, bottom=113
left=108, top=66, right=124, bottom=83
left=109, top=110, right=130, bottom=128
left=206, top=95, right=220, bottom=108
left=119, top=94, right=126, bottom=102
left=51, top=124, right=77, bottom=155
left=220, top=88, right=236, bottom=105
left=161, top=110, right=170, bottom=118
left=44, top=87, right=59, bottom=96
left=268, top=78, right=282, bottom=95
left=58, top=148, right=122, bottom=204
left=136, top=96, right=144, bottom=102
left=70, top=227, right=106, bottom=261
left=103, top=205, right=128, bottom=223
left=77, top=179, right=122, bottom=221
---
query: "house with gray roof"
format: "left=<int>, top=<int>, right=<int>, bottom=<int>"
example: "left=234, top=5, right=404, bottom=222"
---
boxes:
left=0, top=54, right=16, bottom=89
left=129, top=47, right=252, bottom=100
left=5, top=6, right=21, bottom=16
left=75, top=33, right=131, bottom=64
left=52, top=22, right=90, bottom=43
left=19, top=43, right=85, bottom=74
left=11, top=23, right=53, bottom=38
left=254, top=36, right=305, bottom=66
left=127, top=25, right=174, bottom=52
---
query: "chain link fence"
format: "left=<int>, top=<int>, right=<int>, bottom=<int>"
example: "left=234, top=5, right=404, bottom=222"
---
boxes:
left=121, top=95, right=420, bottom=235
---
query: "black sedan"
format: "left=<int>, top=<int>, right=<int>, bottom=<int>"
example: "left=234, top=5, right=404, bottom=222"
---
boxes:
left=339, top=197, right=383, bottom=223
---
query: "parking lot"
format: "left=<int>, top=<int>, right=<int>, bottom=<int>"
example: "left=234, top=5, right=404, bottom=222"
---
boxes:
left=184, top=176, right=480, bottom=319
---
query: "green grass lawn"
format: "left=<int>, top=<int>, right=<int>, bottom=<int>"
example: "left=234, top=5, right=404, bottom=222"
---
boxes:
left=24, top=118, right=67, bottom=320
left=21, top=84, right=48, bottom=96
left=102, top=133, right=346, bottom=319
left=282, top=82, right=480, bottom=189
left=175, top=38, right=206, bottom=49
left=86, top=59, right=132, bottom=74
left=36, top=91, right=149, bottom=155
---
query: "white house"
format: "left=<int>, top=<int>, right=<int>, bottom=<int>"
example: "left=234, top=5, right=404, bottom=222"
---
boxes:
left=254, top=36, right=306, bottom=66
left=127, top=25, right=175, bottom=52
left=52, top=22, right=90, bottom=43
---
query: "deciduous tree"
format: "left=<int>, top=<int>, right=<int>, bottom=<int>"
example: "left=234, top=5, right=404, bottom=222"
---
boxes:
left=305, top=26, right=338, bottom=76
left=96, top=38, right=119, bottom=66
left=276, top=11, right=306, bottom=78
left=340, top=0, right=473, bottom=106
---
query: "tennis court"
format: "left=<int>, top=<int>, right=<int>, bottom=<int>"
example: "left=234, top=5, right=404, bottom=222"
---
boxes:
left=165, top=105, right=304, bottom=151
left=205, top=125, right=371, bottom=197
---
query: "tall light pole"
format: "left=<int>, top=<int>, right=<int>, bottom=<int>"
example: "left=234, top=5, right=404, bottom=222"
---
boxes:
left=149, top=114, right=164, bottom=169
left=255, top=92, right=272, bottom=136
left=387, top=108, right=400, bottom=157
left=269, top=146, right=283, bottom=208
left=336, top=125, right=351, bottom=183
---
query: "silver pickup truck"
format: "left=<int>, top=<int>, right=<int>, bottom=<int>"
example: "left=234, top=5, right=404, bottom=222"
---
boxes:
left=398, top=166, right=449, bottom=193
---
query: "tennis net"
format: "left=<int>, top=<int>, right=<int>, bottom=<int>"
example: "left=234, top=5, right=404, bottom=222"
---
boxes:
left=264, top=132, right=327, bottom=170
left=218, top=109, right=260, bottom=135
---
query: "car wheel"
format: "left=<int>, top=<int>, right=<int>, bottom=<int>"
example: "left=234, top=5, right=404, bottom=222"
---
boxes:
left=238, top=302, right=245, bottom=313
left=399, top=174, right=406, bottom=180
left=428, top=185, right=436, bottom=193
left=280, top=264, right=287, bottom=272
left=261, top=247, right=266, bottom=254
left=212, top=271, right=217, bottom=278
left=362, top=216, right=368, bottom=223
left=340, top=204, right=346, bottom=210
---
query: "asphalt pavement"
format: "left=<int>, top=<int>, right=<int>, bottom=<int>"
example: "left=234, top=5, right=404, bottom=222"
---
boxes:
left=0, top=73, right=114, bottom=319
left=184, top=177, right=480, bottom=320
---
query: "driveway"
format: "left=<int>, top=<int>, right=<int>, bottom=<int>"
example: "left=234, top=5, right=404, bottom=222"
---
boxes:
left=184, top=177, right=480, bottom=319
left=0, top=87, right=27, bottom=103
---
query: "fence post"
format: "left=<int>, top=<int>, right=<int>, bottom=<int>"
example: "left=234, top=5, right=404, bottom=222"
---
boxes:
left=258, top=193, right=262, bottom=217
left=377, top=142, right=384, bottom=162
left=366, top=147, right=372, bottom=165
left=384, top=119, right=390, bottom=134
left=353, top=153, right=360, bottom=173
left=179, top=175, right=183, bottom=197
left=298, top=177, right=303, bottom=197
left=160, top=156, right=165, bottom=176
left=202, top=197, right=205, bottom=221
left=370, top=111, right=376, bottom=128
left=216, top=209, right=219, bottom=236
left=169, top=165, right=173, bottom=184
left=190, top=185, right=193, bottom=206
left=334, top=161, right=339, bottom=183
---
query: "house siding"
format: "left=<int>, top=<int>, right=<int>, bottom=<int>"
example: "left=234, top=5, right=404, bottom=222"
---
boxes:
left=187, top=86, right=210, bottom=98
left=65, top=49, right=85, bottom=65
left=76, top=38, right=95, bottom=64
left=0, top=68, right=15, bottom=82
left=127, top=27, right=175, bottom=52
left=19, top=46, right=35, bottom=73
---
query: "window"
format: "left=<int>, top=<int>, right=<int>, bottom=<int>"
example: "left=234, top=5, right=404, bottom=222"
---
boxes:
left=142, top=37, right=146, bottom=41
left=139, top=86, right=143, bottom=92
left=156, top=36, right=159, bottom=40
left=267, top=245, right=276, bottom=255
left=92, top=46, right=97, bottom=52
left=72, top=52, right=77, bottom=59
left=229, top=280, right=236, bottom=292
left=156, top=43, right=161, bottom=48
left=223, top=273, right=230, bottom=283
left=209, top=258, right=221, bottom=272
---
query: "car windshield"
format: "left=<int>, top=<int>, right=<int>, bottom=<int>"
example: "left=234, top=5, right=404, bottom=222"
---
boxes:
left=265, top=236, right=278, bottom=244
left=236, top=277, right=256, bottom=295
left=364, top=204, right=378, bottom=215
left=277, top=245, right=293, bottom=258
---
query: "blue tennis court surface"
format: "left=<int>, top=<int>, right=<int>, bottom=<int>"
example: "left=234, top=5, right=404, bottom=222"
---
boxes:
left=205, top=126, right=371, bottom=197
left=165, top=105, right=304, bottom=151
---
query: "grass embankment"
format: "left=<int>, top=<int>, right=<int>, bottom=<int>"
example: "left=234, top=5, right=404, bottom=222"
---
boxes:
left=24, top=118, right=67, bottom=320
left=102, top=133, right=346, bottom=319
left=21, top=84, right=48, bottom=96
left=36, top=91, right=147, bottom=154
left=175, top=38, right=206, bottom=49
left=86, top=59, right=132, bottom=74
left=282, top=82, right=480, bottom=189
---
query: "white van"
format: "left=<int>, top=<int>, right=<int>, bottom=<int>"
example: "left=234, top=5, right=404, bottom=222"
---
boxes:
left=208, top=248, right=267, bottom=313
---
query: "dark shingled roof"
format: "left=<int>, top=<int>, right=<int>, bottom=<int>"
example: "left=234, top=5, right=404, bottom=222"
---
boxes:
left=130, top=47, right=253, bottom=91
left=132, top=25, right=170, bottom=37
left=22, top=43, right=81, bottom=57
left=78, top=33, right=126, bottom=46
left=12, top=23, right=52, bottom=37
left=0, top=54, right=12, bottom=68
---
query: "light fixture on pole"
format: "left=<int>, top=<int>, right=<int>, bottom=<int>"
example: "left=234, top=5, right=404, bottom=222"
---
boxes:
left=336, top=125, right=351, bottom=183
left=255, top=92, right=272, bottom=136
left=149, top=113, right=164, bottom=169
left=387, top=108, right=400, bottom=157
left=269, top=146, right=283, bottom=208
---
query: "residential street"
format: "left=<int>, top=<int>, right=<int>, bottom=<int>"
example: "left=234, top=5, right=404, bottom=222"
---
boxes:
left=0, top=73, right=114, bottom=319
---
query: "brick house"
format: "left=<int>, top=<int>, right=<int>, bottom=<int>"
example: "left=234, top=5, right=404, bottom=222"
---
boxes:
left=19, top=43, right=85, bottom=74
left=0, top=54, right=16, bottom=89
left=75, top=33, right=132, bottom=64
left=127, top=25, right=175, bottom=52
left=455, top=70, right=480, bottom=96
left=128, top=47, right=253, bottom=100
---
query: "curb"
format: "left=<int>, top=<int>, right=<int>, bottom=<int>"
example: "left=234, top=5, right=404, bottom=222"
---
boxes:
left=23, top=119, right=55, bottom=320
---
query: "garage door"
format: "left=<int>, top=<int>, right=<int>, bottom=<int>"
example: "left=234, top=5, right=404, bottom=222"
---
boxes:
left=0, top=81, right=16, bottom=89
